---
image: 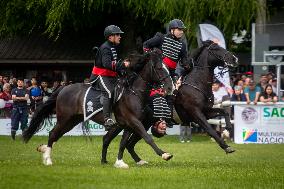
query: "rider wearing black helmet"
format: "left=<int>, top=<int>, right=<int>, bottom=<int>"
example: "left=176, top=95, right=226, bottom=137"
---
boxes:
left=143, top=19, right=189, bottom=127
left=143, top=19, right=189, bottom=77
left=90, top=25, right=129, bottom=131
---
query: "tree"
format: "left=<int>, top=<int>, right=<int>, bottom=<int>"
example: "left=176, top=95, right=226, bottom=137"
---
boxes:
left=0, top=0, right=261, bottom=48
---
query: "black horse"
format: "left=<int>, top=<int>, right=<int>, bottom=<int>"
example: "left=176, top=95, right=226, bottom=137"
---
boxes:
left=22, top=50, right=174, bottom=166
left=101, top=40, right=238, bottom=168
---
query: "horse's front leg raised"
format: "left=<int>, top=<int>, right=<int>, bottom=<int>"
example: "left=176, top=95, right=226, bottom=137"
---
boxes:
left=133, top=120, right=173, bottom=161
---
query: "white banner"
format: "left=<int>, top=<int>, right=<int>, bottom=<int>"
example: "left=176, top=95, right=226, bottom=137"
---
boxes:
left=234, top=105, right=284, bottom=144
left=0, top=118, right=180, bottom=136
left=199, top=24, right=232, bottom=91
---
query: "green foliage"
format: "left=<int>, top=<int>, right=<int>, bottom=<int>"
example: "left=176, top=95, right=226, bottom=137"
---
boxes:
left=0, top=135, right=284, bottom=189
left=0, top=0, right=261, bottom=45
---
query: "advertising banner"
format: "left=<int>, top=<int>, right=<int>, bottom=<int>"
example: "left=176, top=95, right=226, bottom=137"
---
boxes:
left=234, top=105, right=284, bottom=144
left=0, top=118, right=180, bottom=136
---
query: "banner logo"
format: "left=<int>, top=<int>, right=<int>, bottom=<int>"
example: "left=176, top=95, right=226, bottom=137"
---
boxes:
left=243, top=129, right=257, bottom=142
left=242, top=107, right=258, bottom=123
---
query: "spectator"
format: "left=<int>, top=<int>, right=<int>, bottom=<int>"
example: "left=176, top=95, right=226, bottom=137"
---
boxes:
left=40, top=80, right=51, bottom=97
left=233, top=79, right=245, bottom=94
left=61, top=81, right=68, bottom=86
left=11, top=78, right=29, bottom=140
left=39, top=80, right=51, bottom=103
left=0, top=83, right=12, bottom=118
left=244, top=80, right=261, bottom=105
left=266, top=72, right=275, bottom=82
left=29, top=77, right=43, bottom=113
left=24, top=79, right=32, bottom=89
left=2, top=76, right=9, bottom=84
left=257, top=74, right=268, bottom=92
left=259, top=84, right=278, bottom=103
left=180, top=123, right=192, bottom=143
left=212, top=80, right=231, bottom=137
left=231, top=85, right=246, bottom=121
left=243, top=77, right=251, bottom=88
left=269, top=77, right=278, bottom=94
left=51, top=80, right=61, bottom=92
left=212, top=80, right=230, bottom=104
left=9, top=77, right=17, bottom=89
left=231, top=85, right=246, bottom=102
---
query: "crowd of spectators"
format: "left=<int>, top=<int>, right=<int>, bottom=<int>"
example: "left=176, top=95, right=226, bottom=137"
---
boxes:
left=1, top=72, right=283, bottom=116
left=215, top=71, right=284, bottom=105
left=0, top=75, right=75, bottom=118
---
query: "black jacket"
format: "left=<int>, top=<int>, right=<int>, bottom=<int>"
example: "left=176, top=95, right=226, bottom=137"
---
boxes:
left=95, top=41, right=124, bottom=72
left=143, top=33, right=188, bottom=65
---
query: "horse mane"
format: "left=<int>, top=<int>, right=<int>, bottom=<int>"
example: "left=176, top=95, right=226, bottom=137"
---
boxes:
left=123, top=49, right=162, bottom=87
left=190, top=40, right=213, bottom=60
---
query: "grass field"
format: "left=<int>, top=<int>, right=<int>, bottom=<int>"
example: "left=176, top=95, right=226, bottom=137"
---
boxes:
left=0, top=134, right=283, bottom=189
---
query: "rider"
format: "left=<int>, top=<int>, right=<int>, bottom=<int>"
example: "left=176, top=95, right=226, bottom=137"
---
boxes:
left=143, top=19, right=190, bottom=127
left=90, top=25, right=130, bottom=131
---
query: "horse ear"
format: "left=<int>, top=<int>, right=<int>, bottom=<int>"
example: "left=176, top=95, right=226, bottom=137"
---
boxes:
left=202, top=40, right=212, bottom=47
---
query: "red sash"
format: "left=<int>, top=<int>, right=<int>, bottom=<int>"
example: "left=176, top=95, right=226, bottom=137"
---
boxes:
left=92, top=67, right=117, bottom=77
left=163, top=57, right=177, bottom=69
left=149, top=88, right=165, bottom=97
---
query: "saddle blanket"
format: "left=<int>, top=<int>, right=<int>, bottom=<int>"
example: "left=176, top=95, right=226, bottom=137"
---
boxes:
left=83, top=85, right=124, bottom=121
left=83, top=87, right=103, bottom=121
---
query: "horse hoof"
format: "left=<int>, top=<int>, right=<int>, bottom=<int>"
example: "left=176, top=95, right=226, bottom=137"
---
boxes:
left=101, top=160, right=108, bottom=165
left=114, top=159, right=129, bottom=169
left=162, top=153, right=173, bottom=161
left=43, top=157, right=53, bottom=166
left=37, top=144, right=47, bottom=153
left=225, top=147, right=235, bottom=154
left=136, top=160, right=148, bottom=166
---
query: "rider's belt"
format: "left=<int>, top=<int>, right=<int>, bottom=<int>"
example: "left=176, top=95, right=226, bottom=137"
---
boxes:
left=149, top=88, right=165, bottom=97
left=92, top=66, right=117, bottom=77
left=163, top=57, right=177, bottom=69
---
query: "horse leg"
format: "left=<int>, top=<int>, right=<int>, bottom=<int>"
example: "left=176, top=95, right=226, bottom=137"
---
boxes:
left=101, top=127, right=123, bottom=164
left=125, top=133, right=149, bottom=165
left=206, top=107, right=233, bottom=139
left=193, top=110, right=235, bottom=154
left=131, top=120, right=173, bottom=161
left=38, top=116, right=81, bottom=165
left=114, top=130, right=131, bottom=169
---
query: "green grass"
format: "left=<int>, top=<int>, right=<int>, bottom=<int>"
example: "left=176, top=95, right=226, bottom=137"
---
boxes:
left=0, top=135, right=283, bottom=189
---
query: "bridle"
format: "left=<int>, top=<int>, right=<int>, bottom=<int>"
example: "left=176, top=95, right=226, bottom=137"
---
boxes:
left=183, top=42, right=237, bottom=101
left=207, top=43, right=238, bottom=67
left=129, top=53, right=173, bottom=95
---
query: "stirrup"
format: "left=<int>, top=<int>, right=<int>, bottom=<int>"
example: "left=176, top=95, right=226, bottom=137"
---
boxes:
left=104, top=118, right=115, bottom=131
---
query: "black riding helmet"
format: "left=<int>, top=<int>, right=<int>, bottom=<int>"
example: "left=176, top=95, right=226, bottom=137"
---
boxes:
left=168, top=19, right=186, bottom=31
left=104, top=25, right=124, bottom=38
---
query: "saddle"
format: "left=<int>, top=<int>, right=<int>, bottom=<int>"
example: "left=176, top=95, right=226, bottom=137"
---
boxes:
left=83, top=79, right=124, bottom=121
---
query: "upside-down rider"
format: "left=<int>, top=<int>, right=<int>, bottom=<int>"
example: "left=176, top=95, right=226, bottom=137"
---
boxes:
left=143, top=19, right=191, bottom=127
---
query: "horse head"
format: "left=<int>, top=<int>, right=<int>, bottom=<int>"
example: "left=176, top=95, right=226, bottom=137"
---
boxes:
left=127, top=49, right=174, bottom=94
left=203, top=40, right=238, bottom=68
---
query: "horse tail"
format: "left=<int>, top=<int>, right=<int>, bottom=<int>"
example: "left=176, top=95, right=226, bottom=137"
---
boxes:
left=22, top=86, right=64, bottom=143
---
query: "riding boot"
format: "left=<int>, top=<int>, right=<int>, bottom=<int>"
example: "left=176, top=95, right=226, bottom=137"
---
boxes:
left=103, top=98, right=115, bottom=131
left=11, top=130, right=16, bottom=140
left=166, top=95, right=178, bottom=128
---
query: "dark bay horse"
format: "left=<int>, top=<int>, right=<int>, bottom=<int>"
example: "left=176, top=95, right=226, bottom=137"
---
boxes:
left=22, top=50, right=174, bottom=166
left=102, top=40, right=238, bottom=168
